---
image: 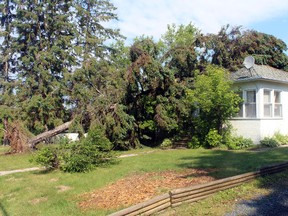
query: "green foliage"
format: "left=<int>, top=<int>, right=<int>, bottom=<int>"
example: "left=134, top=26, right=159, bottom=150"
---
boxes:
left=160, top=23, right=200, bottom=79
left=32, top=146, right=59, bottom=169
left=160, top=138, right=173, bottom=149
left=273, top=132, right=288, bottom=145
left=0, top=0, right=122, bottom=138
left=259, top=133, right=288, bottom=149
left=226, top=136, right=253, bottom=150
left=187, top=65, right=242, bottom=144
left=260, top=137, right=280, bottom=148
left=205, top=129, right=222, bottom=148
left=32, top=126, right=115, bottom=173
left=198, top=25, right=288, bottom=71
left=188, top=136, right=201, bottom=149
left=1, top=1, right=288, bottom=153
left=236, top=137, right=253, bottom=149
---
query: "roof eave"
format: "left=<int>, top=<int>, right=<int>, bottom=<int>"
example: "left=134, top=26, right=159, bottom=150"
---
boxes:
left=233, top=77, right=288, bottom=85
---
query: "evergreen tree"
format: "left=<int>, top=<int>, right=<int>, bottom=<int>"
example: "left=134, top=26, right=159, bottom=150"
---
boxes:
left=68, top=1, right=131, bottom=148
left=0, top=0, right=18, bottom=144
left=14, top=0, right=75, bottom=134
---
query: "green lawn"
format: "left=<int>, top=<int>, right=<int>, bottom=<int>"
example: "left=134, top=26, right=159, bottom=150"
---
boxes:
left=0, top=146, right=34, bottom=170
left=1, top=146, right=288, bottom=215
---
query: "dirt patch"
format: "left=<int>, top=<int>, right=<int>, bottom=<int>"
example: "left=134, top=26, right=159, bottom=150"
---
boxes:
left=29, top=197, right=48, bottom=205
left=56, top=185, right=72, bottom=192
left=78, top=169, right=215, bottom=210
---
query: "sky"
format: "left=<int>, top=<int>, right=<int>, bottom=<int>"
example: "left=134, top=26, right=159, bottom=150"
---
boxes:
left=110, top=0, right=288, bottom=46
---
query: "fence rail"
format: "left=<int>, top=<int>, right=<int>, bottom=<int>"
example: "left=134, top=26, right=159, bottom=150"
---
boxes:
left=109, top=161, right=288, bottom=216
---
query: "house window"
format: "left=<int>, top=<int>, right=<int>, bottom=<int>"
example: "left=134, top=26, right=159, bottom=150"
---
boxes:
left=263, top=89, right=282, bottom=118
left=264, top=90, right=272, bottom=117
left=238, top=90, right=256, bottom=118
left=274, top=91, right=282, bottom=117
left=245, top=90, right=256, bottom=118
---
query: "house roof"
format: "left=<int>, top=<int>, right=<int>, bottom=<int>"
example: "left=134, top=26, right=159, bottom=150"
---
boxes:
left=231, top=64, right=288, bottom=84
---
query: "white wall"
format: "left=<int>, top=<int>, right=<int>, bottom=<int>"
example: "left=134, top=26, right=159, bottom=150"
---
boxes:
left=230, top=119, right=261, bottom=143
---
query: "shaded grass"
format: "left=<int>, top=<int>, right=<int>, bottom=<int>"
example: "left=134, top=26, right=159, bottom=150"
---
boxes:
left=156, top=169, right=288, bottom=216
left=0, top=147, right=288, bottom=215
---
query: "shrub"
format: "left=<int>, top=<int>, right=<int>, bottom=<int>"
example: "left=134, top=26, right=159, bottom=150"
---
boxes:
left=32, top=146, right=59, bottom=169
left=160, top=138, right=172, bottom=149
left=260, top=137, right=280, bottom=148
left=188, top=136, right=201, bottom=149
left=32, top=126, right=115, bottom=173
left=234, top=136, right=253, bottom=149
left=205, top=129, right=222, bottom=148
left=273, top=132, right=288, bottom=145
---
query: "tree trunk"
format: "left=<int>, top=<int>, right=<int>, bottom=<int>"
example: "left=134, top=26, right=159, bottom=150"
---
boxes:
left=28, top=120, right=73, bottom=149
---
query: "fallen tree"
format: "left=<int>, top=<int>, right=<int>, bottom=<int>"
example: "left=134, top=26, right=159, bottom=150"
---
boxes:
left=4, top=120, right=73, bottom=153
left=28, top=120, right=73, bottom=149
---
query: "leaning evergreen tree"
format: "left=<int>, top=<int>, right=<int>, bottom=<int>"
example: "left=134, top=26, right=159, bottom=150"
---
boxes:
left=68, top=1, right=134, bottom=149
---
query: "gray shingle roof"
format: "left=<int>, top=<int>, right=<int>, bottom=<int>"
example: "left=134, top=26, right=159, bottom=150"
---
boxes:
left=231, top=64, right=288, bottom=84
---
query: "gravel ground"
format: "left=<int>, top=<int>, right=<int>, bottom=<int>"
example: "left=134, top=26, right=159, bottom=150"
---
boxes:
left=226, top=183, right=288, bottom=216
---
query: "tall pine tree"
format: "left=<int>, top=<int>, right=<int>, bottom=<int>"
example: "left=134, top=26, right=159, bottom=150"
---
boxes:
left=15, top=0, right=76, bottom=134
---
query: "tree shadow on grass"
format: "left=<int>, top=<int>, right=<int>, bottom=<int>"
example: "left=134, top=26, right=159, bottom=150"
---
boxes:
left=225, top=170, right=288, bottom=216
left=177, top=147, right=288, bottom=179
left=0, top=201, right=9, bottom=216
left=31, top=167, right=55, bottom=175
left=176, top=147, right=288, bottom=215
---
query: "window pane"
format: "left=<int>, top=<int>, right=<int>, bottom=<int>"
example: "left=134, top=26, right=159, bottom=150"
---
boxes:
left=274, top=91, right=281, bottom=103
left=264, top=104, right=272, bottom=117
left=274, top=104, right=282, bottom=117
left=264, top=90, right=271, bottom=103
left=246, top=91, right=256, bottom=103
left=245, top=104, right=256, bottom=117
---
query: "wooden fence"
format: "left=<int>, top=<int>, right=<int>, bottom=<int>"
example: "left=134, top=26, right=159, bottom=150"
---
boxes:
left=109, top=162, right=288, bottom=216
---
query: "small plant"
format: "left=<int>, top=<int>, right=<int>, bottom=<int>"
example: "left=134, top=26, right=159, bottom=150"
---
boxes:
left=273, top=132, right=288, bottom=145
left=160, top=138, right=172, bottom=149
left=260, top=137, right=280, bottom=148
left=188, top=136, right=201, bottom=149
left=234, top=136, right=253, bottom=149
left=205, top=129, right=222, bottom=148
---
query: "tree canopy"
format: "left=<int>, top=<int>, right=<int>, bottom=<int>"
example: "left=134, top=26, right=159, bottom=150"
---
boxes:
left=1, top=1, right=288, bottom=150
left=199, top=25, right=288, bottom=71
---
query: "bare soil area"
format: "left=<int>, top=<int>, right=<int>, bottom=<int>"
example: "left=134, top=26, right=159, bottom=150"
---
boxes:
left=78, top=168, right=215, bottom=210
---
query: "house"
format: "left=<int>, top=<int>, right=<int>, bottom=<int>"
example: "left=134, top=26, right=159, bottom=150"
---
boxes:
left=230, top=57, right=288, bottom=144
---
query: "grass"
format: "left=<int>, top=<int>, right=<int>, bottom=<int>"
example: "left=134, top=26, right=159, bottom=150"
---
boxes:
left=0, top=146, right=34, bottom=170
left=1, top=146, right=288, bottom=215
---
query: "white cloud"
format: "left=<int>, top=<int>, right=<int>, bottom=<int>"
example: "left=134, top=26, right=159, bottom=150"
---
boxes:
left=111, top=0, right=288, bottom=44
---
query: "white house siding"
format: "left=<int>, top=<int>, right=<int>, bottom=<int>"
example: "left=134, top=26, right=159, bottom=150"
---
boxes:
left=230, top=119, right=261, bottom=143
left=230, top=81, right=288, bottom=144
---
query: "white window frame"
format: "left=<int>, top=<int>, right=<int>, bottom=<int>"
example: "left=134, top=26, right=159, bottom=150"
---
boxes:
left=274, top=90, right=282, bottom=117
left=263, top=89, right=282, bottom=118
left=263, top=89, right=272, bottom=117
left=238, top=89, right=257, bottom=118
